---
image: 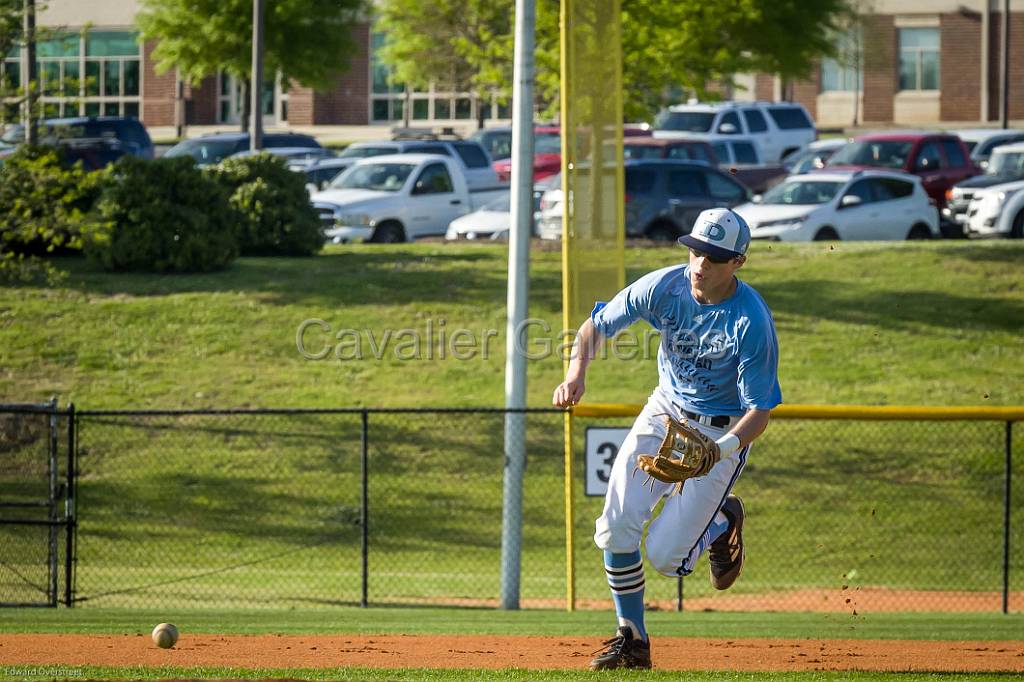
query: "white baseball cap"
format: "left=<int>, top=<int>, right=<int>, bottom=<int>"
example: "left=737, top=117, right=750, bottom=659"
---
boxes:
left=678, top=208, right=751, bottom=260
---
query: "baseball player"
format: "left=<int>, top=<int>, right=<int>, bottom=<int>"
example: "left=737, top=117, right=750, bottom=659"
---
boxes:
left=552, top=208, right=782, bottom=670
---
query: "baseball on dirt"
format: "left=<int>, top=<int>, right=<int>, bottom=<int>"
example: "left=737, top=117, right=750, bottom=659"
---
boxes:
left=151, top=622, right=179, bottom=649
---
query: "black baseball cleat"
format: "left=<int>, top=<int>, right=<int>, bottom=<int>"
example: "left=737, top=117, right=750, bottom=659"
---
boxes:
left=589, top=626, right=652, bottom=670
left=709, top=494, right=745, bottom=590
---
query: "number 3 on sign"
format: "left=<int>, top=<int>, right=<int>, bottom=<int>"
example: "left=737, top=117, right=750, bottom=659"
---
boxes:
left=584, top=427, right=630, bottom=497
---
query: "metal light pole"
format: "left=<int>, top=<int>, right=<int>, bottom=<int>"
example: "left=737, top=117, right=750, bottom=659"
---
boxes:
left=500, top=0, right=536, bottom=611
left=22, top=0, right=36, bottom=144
left=250, top=0, right=265, bottom=151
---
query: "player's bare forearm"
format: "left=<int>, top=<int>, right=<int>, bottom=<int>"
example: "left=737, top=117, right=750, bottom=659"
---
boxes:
left=727, top=408, right=771, bottom=449
left=552, top=318, right=604, bottom=407
left=566, top=318, right=603, bottom=378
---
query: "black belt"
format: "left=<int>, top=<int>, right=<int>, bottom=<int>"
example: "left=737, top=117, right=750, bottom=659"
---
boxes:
left=683, top=410, right=731, bottom=428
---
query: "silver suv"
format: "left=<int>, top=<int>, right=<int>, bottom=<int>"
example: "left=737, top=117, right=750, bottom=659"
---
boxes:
left=653, top=101, right=816, bottom=163
left=338, top=139, right=500, bottom=191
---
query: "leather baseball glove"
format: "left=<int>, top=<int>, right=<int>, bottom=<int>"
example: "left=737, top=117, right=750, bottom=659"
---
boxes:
left=633, top=414, right=721, bottom=493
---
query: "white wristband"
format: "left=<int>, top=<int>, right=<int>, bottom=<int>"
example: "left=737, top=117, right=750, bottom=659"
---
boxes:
left=715, top=433, right=741, bottom=458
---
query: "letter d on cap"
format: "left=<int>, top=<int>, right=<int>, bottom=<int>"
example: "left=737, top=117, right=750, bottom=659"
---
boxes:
left=700, top=222, right=726, bottom=242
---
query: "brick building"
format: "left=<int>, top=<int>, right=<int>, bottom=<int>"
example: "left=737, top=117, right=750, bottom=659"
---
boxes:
left=5, top=0, right=1023, bottom=132
left=5, top=0, right=506, bottom=132
left=741, top=0, right=1024, bottom=128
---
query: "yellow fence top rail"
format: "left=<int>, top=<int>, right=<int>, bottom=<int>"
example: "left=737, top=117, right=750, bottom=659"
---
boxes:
left=571, top=403, right=1024, bottom=421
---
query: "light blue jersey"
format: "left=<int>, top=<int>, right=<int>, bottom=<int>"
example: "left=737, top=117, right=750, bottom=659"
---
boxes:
left=591, top=264, right=782, bottom=416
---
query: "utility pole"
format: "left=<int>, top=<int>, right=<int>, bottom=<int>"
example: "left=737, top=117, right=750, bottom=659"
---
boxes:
left=249, top=0, right=265, bottom=151
left=174, top=69, right=185, bottom=140
left=22, top=0, right=36, bottom=144
left=1000, top=0, right=1010, bottom=129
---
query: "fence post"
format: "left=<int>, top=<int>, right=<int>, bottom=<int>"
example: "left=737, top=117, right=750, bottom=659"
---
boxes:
left=47, top=397, right=58, bottom=607
left=361, top=409, right=369, bottom=609
left=65, top=403, right=76, bottom=607
left=1003, top=421, right=1012, bottom=615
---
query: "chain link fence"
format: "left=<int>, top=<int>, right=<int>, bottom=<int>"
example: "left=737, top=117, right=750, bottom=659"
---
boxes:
left=0, top=402, right=73, bottom=607
left=571, top=411, right=1022, bottom=613
left=71, top=408, right=565, bottom=609
left=0, top=404, right=1019, bottom=612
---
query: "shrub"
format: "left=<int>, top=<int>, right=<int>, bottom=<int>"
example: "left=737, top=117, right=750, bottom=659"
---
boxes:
left=0, top=145, right=104, bottom=281
left=84, top=156, right=238, bottom=273
left=0, top=145, right=101, bottom=250
left=212, top=153, right=323, bottom=256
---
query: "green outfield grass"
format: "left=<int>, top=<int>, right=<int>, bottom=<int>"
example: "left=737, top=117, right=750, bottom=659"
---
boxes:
left=1, top=240, right=1021, bottom=409
left=1, top=241, right=1022, bottom=612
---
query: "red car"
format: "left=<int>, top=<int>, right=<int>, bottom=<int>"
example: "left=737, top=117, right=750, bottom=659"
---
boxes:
left=826, top=132, right=979, bottom=207
left=492, top=126, right=562, bottom=182
left=492, top=126, right=652, bottom=182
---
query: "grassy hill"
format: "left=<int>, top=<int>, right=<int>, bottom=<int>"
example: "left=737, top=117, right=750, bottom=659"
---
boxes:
left=1, top=240, right=1022, bottom=610
left=1, top=240, right=1022, bottom=409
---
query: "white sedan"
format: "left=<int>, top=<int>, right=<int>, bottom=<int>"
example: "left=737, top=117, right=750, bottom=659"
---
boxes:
left=445, top=194, right=512, bottom=240
left=734, top=170, right=939, bottom=241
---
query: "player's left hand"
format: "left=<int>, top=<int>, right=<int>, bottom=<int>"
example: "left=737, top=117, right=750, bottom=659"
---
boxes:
left=552, top=375, right=585, bottom=408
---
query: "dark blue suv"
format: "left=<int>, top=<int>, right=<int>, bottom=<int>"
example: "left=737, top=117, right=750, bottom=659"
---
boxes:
left=0, top=116, right=154, bottom=169
left=164, top=132, right=322, bottom=166
left=625, top=159, right=750, bottom=240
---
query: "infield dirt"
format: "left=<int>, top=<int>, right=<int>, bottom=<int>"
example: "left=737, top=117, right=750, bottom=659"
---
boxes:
left=1, top=634, right=1022, bottom=673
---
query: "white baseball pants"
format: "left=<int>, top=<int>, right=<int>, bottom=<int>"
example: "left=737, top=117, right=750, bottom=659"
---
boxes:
left=594, top=389, right=750, bottom=577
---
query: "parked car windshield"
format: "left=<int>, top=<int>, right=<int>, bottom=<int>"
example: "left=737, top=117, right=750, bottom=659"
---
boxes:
left=784, top=148, right=831, bottom=173
left=988, top=150, right=1024, bottom=175
left=163, top=138, right=239, bottom=164
left=471, top=131, right=512, bottom=160
left=0, top=125, right=22, bottom=144
left=624, top=144, right=665, bottom=160
left=761, top=180, right=844, bottom=205
left=338, top=145, right=398, bottom=159
left=828, top=140, right=913, bottom=169
left=653, top=110, right=715, bottom=133
left=534, top=133, right=561, bottom=154
left=335, top=162, right=416, bottom=191
left=2, top=121, right=128, bottom=143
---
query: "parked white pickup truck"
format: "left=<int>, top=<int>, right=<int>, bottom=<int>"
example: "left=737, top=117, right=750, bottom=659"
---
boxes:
left=312, top=153, right=508, bottom=243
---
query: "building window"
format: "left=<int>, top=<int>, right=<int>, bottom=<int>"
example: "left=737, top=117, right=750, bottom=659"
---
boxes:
left=2, top=47, right=20, bottom=122
left=898, top=27, right=939, bottom=91
left=370, top=32, right=404, bottom=121
left=2, top=47, right=19, bottom=86
left=82, top=31, right=142, bottom=117
left=218, top=72, right=241, bottom=123
left=2, top=31, right=142, bottom=119
left=368, top=30, right=508, bottom=124
left=821, top=30, right=862, bottom=92
left=217, top=71, right=286, bottom=124
left=37, top=33, right=82, bottom=117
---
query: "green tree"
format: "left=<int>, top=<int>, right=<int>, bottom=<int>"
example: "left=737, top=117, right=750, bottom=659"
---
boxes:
left=0, top=0, right=22, bottom=123
left=378, top=0, right=856, bottom=123
left=0, top=0, right=22, bottom=60
left=136, top=0, right=365, bottom=131
left=374, top=0, right=513, bottom=129
left=616, top=0, right=856, bottom=119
